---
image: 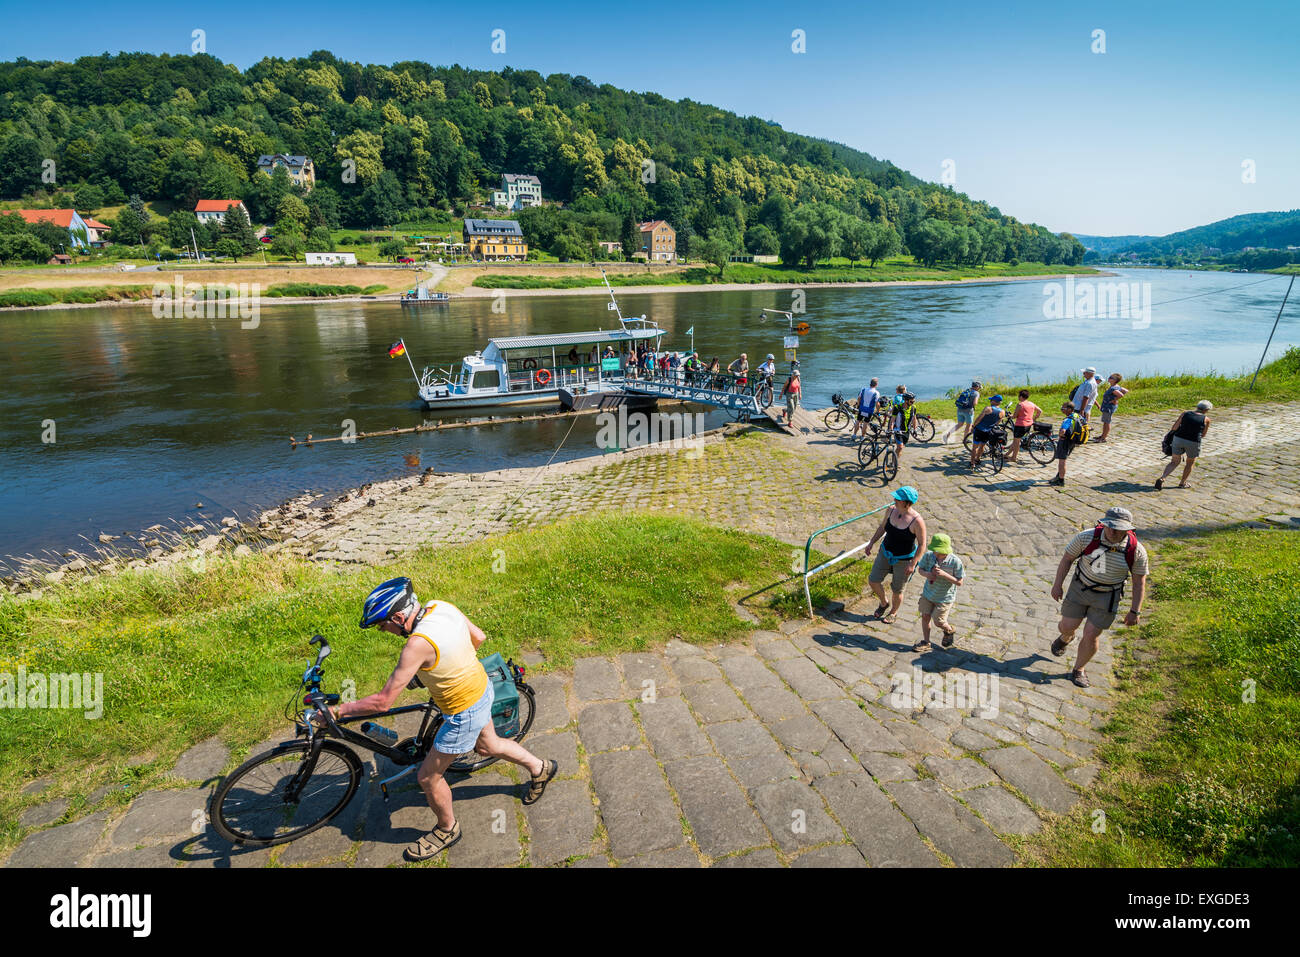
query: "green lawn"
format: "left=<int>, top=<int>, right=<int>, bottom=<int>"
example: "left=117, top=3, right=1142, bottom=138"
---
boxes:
left=1023, top=525, right=1300, bottom=867
left=0, top=514, right=867, bottom=849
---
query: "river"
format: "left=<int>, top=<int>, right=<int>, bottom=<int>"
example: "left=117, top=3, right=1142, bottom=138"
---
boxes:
left=1, top=268, right=1292, bottom=569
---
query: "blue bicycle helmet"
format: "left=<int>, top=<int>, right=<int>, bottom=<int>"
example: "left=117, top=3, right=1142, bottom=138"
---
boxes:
left=893, top=485, right=919, bottom=503
left=360, top=576, right=414, bottom=629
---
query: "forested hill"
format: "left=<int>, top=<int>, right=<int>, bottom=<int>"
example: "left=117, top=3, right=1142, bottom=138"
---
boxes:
left=1081, top=211, right=1300, bottom=259
left=0, top=51, right=1082, bottom=265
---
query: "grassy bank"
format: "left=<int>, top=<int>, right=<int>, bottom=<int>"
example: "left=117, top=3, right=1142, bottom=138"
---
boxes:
left=910, top=347, right=1300, bottom=421
left=1024, top=525, right=1300, bottom=867
left=472, top=257, right=1098, bottom=289
left=0, top=285, right=155, bottom=308
left=0, top=514, right=867, bottom=847
left=265, top=282, right=388, bottom=298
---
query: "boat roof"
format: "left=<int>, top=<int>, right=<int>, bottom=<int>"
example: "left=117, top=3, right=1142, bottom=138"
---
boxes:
left=488, top=328, right=662, bottom=351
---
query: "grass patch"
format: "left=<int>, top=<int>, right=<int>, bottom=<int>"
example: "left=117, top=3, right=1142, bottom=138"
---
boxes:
left=264, top=282, right=388, bottom=298
left=0, top=514, right=866, bottom=848
left=1023, top=526, right=1300, bottom=867
left=911, top=347, right=1300, bottom=421
left=0, top=285, right=154, bottom=308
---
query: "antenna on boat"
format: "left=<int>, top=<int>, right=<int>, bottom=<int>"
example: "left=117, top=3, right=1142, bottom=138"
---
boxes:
left=602, top=268, right=629, bottom=326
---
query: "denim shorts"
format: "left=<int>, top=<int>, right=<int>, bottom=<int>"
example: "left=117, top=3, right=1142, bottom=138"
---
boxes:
left=956, top=409, right=974, bottom=424
left=433, top=682, right=495, bottom=755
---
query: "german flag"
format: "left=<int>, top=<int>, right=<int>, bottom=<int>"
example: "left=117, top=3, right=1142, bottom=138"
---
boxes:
left=388, top=340, right=406, bottom=358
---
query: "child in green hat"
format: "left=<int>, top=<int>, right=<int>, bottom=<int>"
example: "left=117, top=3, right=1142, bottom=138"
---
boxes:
left=914, top=533, right=965, bottom=652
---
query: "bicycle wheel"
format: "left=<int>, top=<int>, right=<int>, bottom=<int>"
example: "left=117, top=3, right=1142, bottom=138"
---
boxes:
left=824, top=407, right=850, bottom=431
left=989, top=446, right=1005, bottom=474
left=448, top=683, right=537, bottom=773
left=880, top=447, right=899, bottom=483
left=962, top=431, right=974, bottom=452
left=210, top=740, right=362, bottom=847
left=757, top=383, right=774, bottom=409
left=912, top=415, right=936, bottom=442
left=1025, top=432, right=1056, bottom=465
left=857, top=434, right=880, bottom=468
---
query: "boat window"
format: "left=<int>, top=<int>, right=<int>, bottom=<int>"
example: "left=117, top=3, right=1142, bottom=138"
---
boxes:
left=471, top=369, right=500, bottom=390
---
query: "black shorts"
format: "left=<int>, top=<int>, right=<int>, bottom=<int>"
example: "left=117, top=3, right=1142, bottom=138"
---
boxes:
left=1013, top=424, right=1030, bottom=438
left=857, top=410, right=872, bottom=422
left=1055, top=439, right=1075, bottom=460
left=971, top=427, right=993, bottom=444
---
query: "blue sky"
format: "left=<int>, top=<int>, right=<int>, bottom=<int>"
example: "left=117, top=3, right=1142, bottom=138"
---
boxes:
left=2, top=0, right=1295, bottom=236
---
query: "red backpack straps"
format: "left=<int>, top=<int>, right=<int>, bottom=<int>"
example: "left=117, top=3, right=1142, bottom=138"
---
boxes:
left=1123, top=531, right=1137, bottom=570
left=1080, top=524, right=1104, bottom=557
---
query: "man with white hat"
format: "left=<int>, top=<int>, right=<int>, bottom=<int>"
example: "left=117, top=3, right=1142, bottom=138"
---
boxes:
left=1049, top=506, right=1149, bottom=688
left=1071, top=367, right=1100, bottom=420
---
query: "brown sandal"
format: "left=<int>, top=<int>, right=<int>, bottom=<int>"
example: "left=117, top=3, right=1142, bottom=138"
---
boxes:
left=912, top=638, right=931, bottom=653
left=404, top=821, right=461, bottom=861
left=941, top=628, right=956, bottom=648
left=523, top=759, right=557, bottom=805
left=1051, top=637, right=1069, bottom=657
left=1071, top=669, right=1090, bottom=688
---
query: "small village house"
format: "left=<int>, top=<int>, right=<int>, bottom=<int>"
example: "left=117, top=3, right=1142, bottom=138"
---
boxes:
left=491, top=174, right=542, bottom=211
left=463, top=219, right=527, bottom=261
left=635, top=220, right=676, bottom=263
left=194, top=200, right=248, bottom=226
left=304, top=251, right=358, bottom=266
left=256, top=154, right=315, bottom=190
left=82, top=216, right=111, bottom=246
left=15, top=209, right=92, bottom=249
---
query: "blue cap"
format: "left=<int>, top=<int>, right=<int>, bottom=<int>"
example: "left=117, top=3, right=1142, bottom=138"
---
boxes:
left=893, top=485, right=919, bottom=503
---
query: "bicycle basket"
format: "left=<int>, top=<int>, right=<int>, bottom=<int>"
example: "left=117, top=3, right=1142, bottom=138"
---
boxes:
left=1033, top=421, right=1053, bottom=435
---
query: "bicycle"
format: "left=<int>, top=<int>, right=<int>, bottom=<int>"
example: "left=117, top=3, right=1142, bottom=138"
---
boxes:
left=859, top=427, right=905, bottom=482
left=209, top=635, right=535, bottom=847
left=966, top=419, right=1055, bottom=465
left=909, top=412, right=936, bottom=443
left=747, top=373, right=775, bottom=410
left=968, top=423, right=1008, bottom=474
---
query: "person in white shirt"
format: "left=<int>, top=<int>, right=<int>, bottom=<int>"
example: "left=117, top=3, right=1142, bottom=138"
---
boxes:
left=1071, top=367, right=1100, bottom=419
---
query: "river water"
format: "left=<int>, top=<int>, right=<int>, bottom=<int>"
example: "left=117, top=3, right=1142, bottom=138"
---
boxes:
left=1, top=268, right=1292, bottom=568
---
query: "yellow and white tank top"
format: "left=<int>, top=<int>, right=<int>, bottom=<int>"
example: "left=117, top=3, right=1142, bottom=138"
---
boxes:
left=411, top=600, right=488, bottom=715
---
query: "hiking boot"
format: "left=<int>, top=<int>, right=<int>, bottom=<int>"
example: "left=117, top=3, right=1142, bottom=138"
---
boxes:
left=1047, top=476, right=1065, bottom=486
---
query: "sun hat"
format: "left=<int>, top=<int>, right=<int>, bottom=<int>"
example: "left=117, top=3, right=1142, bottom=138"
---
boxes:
left=1196, top=400, right=1213, bottom=411
left=1099, top=506, right=1135, bottom=531
left=972, top=380, right=982, bottom=388
left=1082, top=366, right=1097, bottom=374
left=893, top=485, right=919, bottom=504
left=928, top=533, right=952, bottom=554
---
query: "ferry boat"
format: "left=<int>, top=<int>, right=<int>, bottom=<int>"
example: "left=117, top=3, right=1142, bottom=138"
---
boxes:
left=401, top=272, right=450, bottom=305
left=415, top=274, right=679, bottom=410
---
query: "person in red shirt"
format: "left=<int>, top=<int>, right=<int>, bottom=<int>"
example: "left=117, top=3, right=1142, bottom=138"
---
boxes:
left=1005, top=389, right=1042, bottom=464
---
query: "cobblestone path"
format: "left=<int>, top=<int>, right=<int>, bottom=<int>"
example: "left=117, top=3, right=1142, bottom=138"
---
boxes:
left=9, top=402, right=1300, bottom=867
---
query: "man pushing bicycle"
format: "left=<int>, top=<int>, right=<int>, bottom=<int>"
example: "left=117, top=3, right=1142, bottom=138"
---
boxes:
left=330, top=577, right=557, bottom=860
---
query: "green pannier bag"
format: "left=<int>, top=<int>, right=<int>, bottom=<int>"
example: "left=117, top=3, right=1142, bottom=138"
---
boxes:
left=480, top=652, right=521, bottom=738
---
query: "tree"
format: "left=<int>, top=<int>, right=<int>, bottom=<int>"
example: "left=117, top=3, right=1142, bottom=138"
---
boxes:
left=744, top=223, right=779, bottom=256
left=0, top=232, right=52, bottom=264
left=696, top=230, right=737, bottom=279
left=271, top=220, right=305, bottom=261
left=839, top=218, right=871, bottom=265
left=111, top=206, right=150, bottom=247
left=360, top=172, right=404, bottom=226
left=0, top=136, right=43, bottom=199
left=215, top=237, right=243, bottom=261
left=167, top=209, right=201, bottom=251
left=619, top=212, right=640, bottom=262
left=306, top=227, right=335, bottom=252
left=220, top=203, right=259, bottom=254
left=378, top=238, right=407, bottom=261
left=275, top=194, right=311, bottom=232
left=863, top=222, right=901, bottom=266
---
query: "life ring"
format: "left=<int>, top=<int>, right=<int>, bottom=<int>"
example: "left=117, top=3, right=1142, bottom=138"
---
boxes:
left=535, top=368, right=552, bottom=386
left=522, top=357, right=538, bottom=370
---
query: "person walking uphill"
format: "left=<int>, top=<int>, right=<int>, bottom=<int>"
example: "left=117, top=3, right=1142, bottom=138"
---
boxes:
left=863, top=486, right=927, bottom=624
left=944, top=380, right=982, bottom=444
left=1156, top=400, right=1212, bottom=489
left=1049, top=508, right=1149, bottom=688
left=913, top=533, right=965, bottom=653
left=339, top=578, right=558, bottom=860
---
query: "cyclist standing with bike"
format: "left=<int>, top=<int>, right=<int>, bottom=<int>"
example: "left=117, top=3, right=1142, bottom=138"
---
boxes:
left=340, top=578, right=557, bottom=860
left=968, top=395, right=1006, bottom=468
left=853, top=377, right=881, bottom=439
left=889, top=392, right=918, bottom=458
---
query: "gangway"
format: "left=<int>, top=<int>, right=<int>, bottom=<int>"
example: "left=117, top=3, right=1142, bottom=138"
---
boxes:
left=617, top=367, right=764, bottom=416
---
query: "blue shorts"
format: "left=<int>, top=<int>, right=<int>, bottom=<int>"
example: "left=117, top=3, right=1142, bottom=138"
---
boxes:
left=956, top=409, right=974, bottom=424
left=433, top=682, right=494, bottom=755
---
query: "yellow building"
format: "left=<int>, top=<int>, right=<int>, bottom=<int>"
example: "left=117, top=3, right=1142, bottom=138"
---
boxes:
left=636, top=220, right=676, bottom=263
left=256, top=154, right=315, bottom=190
left=464, top=219, right=527, bottom=261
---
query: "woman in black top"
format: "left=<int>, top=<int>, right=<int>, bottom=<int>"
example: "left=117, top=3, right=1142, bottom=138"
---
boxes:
left=1156, top=400, right=1212, bottom=490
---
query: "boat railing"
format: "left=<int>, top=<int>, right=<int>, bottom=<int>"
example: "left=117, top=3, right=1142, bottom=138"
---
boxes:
left=504, top=363, right=607, bottom=393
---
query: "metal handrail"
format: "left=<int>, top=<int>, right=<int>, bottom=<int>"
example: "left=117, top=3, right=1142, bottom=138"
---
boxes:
left=801, top=504, right=891, bottom=617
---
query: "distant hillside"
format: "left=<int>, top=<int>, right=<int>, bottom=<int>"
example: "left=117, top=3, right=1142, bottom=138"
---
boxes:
left=0, top=52, right=1081, bottom=265
left=1081, top=211, right=1300, bottom=259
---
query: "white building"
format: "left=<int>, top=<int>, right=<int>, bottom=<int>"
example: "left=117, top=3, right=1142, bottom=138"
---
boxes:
left=195, top=200, right=248, bottom=225
left=304, top=252, right=357, bottom=265
left=491, top=173, right=542, bottom=211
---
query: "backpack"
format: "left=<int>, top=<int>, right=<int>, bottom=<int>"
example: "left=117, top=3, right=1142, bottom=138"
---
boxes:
left=1079, top=524, right=1137, bottom=577
left=1161, top=429, right=1174, bottom=457
left=1063, top=414, right=1089, bottom=444
left=955, top=388, right=977, bottom=410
